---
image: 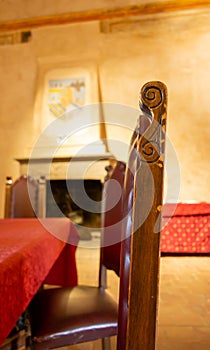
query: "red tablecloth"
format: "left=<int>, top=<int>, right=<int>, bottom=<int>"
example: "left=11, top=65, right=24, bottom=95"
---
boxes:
left=0, top=218, right=80, bottom=345
left=161, top=203, right=210, bottom=254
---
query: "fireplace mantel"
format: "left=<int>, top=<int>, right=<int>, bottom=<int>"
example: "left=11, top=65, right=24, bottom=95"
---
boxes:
left=16, top=153, right=115, bottom=181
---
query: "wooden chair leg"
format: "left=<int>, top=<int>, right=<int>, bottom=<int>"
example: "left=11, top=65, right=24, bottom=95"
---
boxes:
left=102, top=337, right=111, bottom=350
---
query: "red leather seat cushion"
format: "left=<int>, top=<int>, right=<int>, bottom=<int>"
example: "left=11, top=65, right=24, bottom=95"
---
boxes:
left=30, top=286, right=118, bottom=348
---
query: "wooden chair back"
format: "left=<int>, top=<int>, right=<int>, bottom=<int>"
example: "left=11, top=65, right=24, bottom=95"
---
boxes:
left=4, top=175, right=46, bottom=218
left=99, top=160, right=126, bottom=289
left=98, top=80, right=167, bottom=350
left=117, top=81, right=167, bottom=349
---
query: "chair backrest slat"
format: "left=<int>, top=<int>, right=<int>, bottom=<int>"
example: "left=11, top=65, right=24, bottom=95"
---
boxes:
left=118, top=81, right=167, bottom=349
left=11, top=175, right=38, bottom=218
left=4, top=175, right=42, bottom=218
left=100, top=161, right=126, bottom=284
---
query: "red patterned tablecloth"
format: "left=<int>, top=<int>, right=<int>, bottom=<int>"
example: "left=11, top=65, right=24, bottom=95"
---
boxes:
left=0, top=218, right=79, bottom=345
left=161, top=203, right=210, bottom=254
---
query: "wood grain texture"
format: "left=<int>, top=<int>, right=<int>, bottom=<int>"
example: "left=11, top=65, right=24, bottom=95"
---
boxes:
left=0, top=1, right=210, bottom=32
left=126, top=81, right=167, bottom=349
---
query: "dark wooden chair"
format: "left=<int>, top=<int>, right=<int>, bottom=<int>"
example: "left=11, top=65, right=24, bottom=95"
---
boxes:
left=28, top=81, right=167, bottom=350
left=4, top=174, right=46, bottom=218
left=28, top=160, right=125, bottom=350
left=119, top=81, right=167, bottom=350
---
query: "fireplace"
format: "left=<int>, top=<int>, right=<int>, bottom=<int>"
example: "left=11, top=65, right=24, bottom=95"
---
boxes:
left=46, top=179, right=102, bottom=228
left=14, top=63, right=116, bottom=236
left=16, top=155, right=115, bottom=239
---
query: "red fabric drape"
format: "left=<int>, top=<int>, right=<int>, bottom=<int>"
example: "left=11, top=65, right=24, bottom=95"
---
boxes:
left=161, top=203, right=210, bottom=253
left=0, top=218, right=79, bottom=345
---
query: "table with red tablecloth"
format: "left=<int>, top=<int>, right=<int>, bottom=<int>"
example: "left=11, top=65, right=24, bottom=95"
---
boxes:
left=161, top=203, right=210, bottom=254
left=0, top=218, right=80, bottom=345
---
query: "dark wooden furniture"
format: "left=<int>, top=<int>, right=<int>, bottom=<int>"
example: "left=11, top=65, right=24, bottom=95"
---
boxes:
left=28, top=81, right=167, bottom=350
left=122, top=81, right=167, bottom=350
left=28, top=161, right=125, bottom=350
left=4, top=174, right=46, bottom=218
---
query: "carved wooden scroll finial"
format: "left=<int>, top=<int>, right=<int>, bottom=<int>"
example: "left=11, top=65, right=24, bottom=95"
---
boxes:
left=138, top=81, right=167, bottom=164
left=125, top=81, right=168, bottom=350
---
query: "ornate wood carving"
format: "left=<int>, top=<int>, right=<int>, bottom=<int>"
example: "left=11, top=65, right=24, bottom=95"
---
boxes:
left=138, top=81, right=167, bottom=164
left=125, top=81, right=167, bottom=350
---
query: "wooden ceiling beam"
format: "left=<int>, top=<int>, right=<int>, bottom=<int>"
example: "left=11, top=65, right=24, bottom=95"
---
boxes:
left=0, top=0, right=210, bottom=32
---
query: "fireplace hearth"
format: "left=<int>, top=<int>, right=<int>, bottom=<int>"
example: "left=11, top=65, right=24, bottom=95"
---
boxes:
left=46, top=179, right=102, bottom=224
left=46, top=179, right=102, bottom=239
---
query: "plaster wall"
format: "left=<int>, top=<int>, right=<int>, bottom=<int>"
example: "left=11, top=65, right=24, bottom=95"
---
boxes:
left=0, top=8, right=210, bottom=216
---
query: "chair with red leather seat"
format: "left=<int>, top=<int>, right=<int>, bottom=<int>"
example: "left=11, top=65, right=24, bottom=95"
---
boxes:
left=28, top=160, right=125, bottom=350
left=28, top=81, right=167, bottom=350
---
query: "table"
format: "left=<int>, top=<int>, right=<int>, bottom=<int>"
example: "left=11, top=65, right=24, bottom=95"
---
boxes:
left=0, top=218, right=80, bottom=345
left=161, top=203, right=210, bottom=254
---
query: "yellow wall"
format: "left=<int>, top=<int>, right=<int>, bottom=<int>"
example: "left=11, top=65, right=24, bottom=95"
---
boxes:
left=0, top=8, right=210, bottom=216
